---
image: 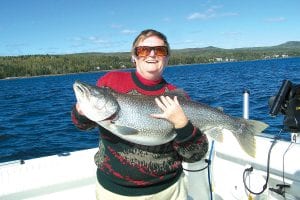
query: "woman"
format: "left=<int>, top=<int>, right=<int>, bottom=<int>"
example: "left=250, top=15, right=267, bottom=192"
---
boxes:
left=71, top=29, right=208, bottom=200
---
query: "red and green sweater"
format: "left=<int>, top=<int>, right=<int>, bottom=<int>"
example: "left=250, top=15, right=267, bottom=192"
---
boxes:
left=71, top=71, right=208, bottom=196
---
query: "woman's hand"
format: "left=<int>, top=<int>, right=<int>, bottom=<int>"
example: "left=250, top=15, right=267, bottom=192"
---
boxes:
left=151, top=96, right=188, bottom=129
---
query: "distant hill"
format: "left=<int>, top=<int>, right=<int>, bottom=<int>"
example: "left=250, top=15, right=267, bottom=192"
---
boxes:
left=68, top=41, right=300, bottom=56
left=1, top=41, right=299, bottom=79
left=169, top=41, right=300, bottom=58
left=172, top=41, right=300, bottom=53
left=273, top=41, right=300, bottom=49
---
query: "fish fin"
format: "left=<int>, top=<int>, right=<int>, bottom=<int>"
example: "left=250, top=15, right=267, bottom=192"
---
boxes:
left=98, top=121, right=139, bottom=135
left=164, top=89, right=188, bottom=99
left=235, top=130, right=257, bottom=158
left=112, top=125, right=139, bottom=135
left=235, top=119, right=269, bottom=157
left=204, top=127, right=224, bottom=142
left=216, top=107, right=224, bottom=112
left=246, top=119, right=269, bottom=135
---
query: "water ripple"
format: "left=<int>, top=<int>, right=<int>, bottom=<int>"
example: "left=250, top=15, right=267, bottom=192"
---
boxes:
left=1, top=58, right=300, bottom=162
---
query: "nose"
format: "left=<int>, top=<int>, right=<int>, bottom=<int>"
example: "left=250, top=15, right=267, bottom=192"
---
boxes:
left=148, top=49, right=156, bottom=56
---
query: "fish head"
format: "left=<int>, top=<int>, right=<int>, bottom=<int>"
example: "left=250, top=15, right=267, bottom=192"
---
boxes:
left=73, top=80, right=119, bottom=122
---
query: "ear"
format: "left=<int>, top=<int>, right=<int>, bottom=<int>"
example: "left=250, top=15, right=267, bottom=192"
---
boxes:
left=131, top=56, right=136, bottom=63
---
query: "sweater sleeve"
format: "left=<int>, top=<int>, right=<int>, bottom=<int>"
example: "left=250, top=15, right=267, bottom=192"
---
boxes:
left=173, top=121, right=209, bottom=163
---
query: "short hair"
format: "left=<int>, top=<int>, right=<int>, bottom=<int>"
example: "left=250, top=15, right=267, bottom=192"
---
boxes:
left=131, top=29, right=170, bottom=55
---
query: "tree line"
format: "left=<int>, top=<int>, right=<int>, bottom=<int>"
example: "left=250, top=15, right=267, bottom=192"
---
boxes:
left=1, top=42, right=300, bottom=79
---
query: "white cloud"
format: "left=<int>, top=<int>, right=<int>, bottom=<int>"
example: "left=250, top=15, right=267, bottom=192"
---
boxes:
left=187, top=5, right=238, bottom=20
left=70, top=36, right=83, bottom=41
left=121, top=29, right=137, bottom=34
left=88, top=36, right=107, bottom=44
left=187, top=12, right=213, bottom=20
left=221, top=31, right=241, bottom=37
left=220, top=12, right=239, bottom=17
left=69, top=36, right=108, bottom=48
left=264, top=17, right=286, bottom=22
left=163, top=17, right=171, bottom=22
left=111, top=24, right=123, bottom=29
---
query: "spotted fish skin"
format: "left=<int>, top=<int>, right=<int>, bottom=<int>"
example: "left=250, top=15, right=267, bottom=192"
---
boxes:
left=73, top=80, right=268, bottom=157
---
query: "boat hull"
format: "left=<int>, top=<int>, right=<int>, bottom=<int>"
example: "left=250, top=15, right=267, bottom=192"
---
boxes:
left=1, top=135, right=300, bottom=200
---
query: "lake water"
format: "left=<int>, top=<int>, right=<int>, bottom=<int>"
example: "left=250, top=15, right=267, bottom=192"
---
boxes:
left=1, top=57, right=300, bottom=163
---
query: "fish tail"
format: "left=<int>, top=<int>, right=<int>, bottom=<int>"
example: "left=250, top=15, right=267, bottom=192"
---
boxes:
left=246, top=119, right=269, bottom=134
left=236, top=119, right=269, bottom=157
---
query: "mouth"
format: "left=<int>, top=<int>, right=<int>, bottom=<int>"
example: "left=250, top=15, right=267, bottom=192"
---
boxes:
left=146, top=60, right=158, bottom=64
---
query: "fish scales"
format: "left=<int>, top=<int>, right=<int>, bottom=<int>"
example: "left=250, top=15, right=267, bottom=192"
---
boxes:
left=112, top=92, right=174, bottom=136
left=73, top=80, right=269, bottom=157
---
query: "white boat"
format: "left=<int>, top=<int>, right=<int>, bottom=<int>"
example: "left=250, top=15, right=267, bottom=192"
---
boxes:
left=184, top=134, right=300, bottom=200
left=1, top=82, right=300, bottom=200
left=1, top=134, right=299, bottom=200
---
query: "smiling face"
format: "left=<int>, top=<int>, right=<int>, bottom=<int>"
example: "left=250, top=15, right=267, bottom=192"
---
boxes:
left=133, top=35, right=169, bottom=81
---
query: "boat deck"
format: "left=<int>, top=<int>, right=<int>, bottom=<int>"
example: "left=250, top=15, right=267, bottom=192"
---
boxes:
left=0, top=148, right=98, bottom=200
left=1, top=136, right=300, bottom=200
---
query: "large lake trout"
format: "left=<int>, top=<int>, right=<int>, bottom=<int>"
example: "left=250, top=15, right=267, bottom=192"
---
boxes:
left=73, top=80, right=268, bottom=157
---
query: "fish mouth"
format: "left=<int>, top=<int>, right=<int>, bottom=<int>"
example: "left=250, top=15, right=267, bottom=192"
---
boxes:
left=74, top=80, right=89, bottom=95
left=75, top=84, right=84, bottom=94
left=104, top=113, right=118, bottom=122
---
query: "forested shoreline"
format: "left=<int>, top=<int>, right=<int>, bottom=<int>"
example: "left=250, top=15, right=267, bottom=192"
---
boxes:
left=1, top=41, right=300, bottom=79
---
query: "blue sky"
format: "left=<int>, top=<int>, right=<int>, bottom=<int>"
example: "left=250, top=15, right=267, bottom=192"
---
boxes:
left=1, top=0, right=299, bottom=56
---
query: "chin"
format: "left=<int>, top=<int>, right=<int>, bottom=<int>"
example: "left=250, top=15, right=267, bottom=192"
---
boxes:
left=147, top=72, right=163, bottom=80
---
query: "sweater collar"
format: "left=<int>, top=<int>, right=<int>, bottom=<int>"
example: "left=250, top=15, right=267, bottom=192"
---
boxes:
left=135, top=71, right=162, bottom=86
left=131, top=71, right=166, bottom=91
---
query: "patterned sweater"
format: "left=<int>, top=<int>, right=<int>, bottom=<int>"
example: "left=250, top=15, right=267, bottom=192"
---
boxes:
left=71, top=71, right=208, bottom=196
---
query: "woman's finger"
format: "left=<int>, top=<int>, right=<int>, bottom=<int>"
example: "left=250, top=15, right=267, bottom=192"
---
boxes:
left=155, top=97, right=167, bottom=111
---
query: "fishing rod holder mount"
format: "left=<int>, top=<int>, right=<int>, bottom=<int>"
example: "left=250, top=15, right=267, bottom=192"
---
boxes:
left=269, top=80, right=300, bottom=134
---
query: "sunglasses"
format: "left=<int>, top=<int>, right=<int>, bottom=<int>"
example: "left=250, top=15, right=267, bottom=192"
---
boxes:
left=134, top=46, right=169, bottom=57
